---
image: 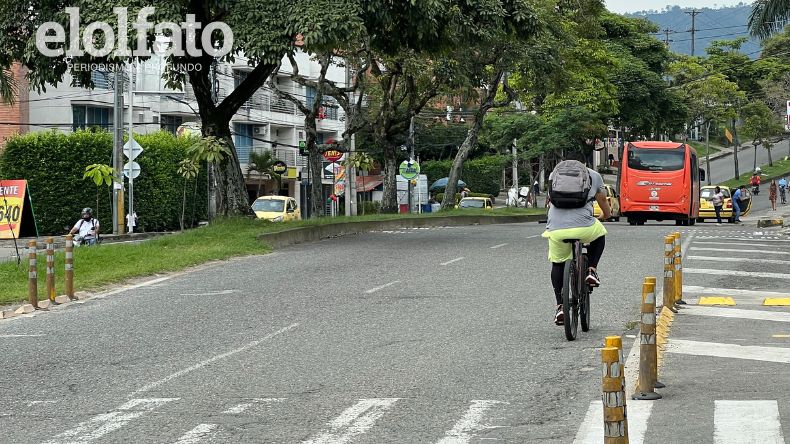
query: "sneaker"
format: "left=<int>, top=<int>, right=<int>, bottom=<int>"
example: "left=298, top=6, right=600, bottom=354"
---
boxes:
left=717, top=222, right=722, bottom=226
left=586, top=269, right=601, bottom=287
left=554, top=306, right=564, bottom=325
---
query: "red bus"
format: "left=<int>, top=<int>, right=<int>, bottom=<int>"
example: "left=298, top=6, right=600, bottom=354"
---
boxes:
left=619, top=141, right=704, bottom=226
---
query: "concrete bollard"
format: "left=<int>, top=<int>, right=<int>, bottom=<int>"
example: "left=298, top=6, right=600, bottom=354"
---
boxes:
left=633, top=278, right=661, bottom=400
left=602, top=346, right=629, bottom=443
left=65, top=234, right=74, bottom=300
left=28, top=240, right=38, bottom=309
left=663, top=235, right=677, bottom=313
left=46, top=237, right=56, bottom=303
left=673, top=232, right=685, bottom=305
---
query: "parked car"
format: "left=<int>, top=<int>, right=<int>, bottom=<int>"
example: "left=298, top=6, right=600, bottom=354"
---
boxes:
left=458, top=197, right=493, bottom=210
left=593, top=184, right=621, bottom=221
left=252, top=196, right=301, bottom=222
left=699, top=185, right=751, bottom=223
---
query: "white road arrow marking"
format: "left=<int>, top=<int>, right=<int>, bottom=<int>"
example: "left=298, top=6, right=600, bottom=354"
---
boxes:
left=436, top=400, right=503, bottom=444
left=302, top=398, right=399, bottom=444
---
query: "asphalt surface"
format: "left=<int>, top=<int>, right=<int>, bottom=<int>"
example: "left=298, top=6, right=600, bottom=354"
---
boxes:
left=1, top=220, right=699, bottom=443
left=706, top=140, right=789, bottom=188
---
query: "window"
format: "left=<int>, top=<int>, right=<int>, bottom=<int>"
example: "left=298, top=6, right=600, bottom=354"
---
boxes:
left=234, top=123, right=254, bottom=163
left=627, top=145, right=686, bottom=172
left=72, top=106, right=110, bottom=131
left=234, top=70, right=248, bottom=88
left=160, top=115, right=183, bottom=135
left=306, top=86, right=316, bottom=108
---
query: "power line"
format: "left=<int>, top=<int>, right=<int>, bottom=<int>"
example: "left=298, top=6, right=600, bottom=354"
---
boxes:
left=685, top=9, right=703, bottom=56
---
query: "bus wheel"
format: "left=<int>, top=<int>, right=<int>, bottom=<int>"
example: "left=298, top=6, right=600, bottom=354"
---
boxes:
left=675, top=220, right=682, bottom=226
left=628, top=218, right=636, bottom=226
left=689, top=218, right=696, bottom=226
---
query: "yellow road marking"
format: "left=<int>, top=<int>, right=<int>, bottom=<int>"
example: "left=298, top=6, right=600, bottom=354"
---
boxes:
left=764, top=298, right=790, bottom=306
left=772, top=334, right=790, bottom=338
left=699, top=296, right=736, bottom=306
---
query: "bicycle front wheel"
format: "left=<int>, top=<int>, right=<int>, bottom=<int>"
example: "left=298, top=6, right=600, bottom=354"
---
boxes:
left=562, top=259, right=578, bottom=341
left=580, top=255, right=590, bottom=332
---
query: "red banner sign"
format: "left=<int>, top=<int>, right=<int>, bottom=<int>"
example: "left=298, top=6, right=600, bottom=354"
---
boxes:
left=0, top=179, right=27, bottom=239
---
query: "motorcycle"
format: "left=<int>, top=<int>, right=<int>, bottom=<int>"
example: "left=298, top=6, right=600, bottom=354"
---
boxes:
left=751, top=185, right=760, bottom=196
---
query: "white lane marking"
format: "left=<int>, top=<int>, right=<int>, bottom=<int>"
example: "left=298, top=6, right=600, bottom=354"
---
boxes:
left=668, top=339, right=790, bottom=364
left=132, top=323, right=299, bottom=395
left=714, top=400, right=785, bottom=444
left=222, top=398, right=286, bottom=414
left=27, top=400, right=58, bottom=407
left=364, top=281, right=400, bottom=294
left=436, top=400, right=503, bottom=444
left=490, top=243, right=508, bottom=249
left=688, top=255, right=790, bottom=266
left=0, top=334, right=44, bottom=338
left=699, top=237, right=790, bottom=242
left=690, top=247, right=790, bottom=255
left=180, top=290, right=237, bottom=296
left=524, top=234, right=541, bottom=239
left=173, top=423, right=218, bottom=444
left=573, top=400, right=653, bottom=444
left=683, top=286, right=790, bottom=299
left=681, top=233, right=693, bottom=260
left=685, top=268, right=790, bottom=280
left=302, top=398, right=399, bottom=444
left=44, top=398, right=178, bottom=444
left=693, top=241, right=778, bottom=248
left=682, top=306, right=790, bottom=323
left=440, top=257, right=465, bottom=266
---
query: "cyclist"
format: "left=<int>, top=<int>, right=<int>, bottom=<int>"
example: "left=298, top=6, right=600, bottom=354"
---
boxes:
left=542, top=152, right=611, bottom=325
left=779, top=177, right=787, bottom=205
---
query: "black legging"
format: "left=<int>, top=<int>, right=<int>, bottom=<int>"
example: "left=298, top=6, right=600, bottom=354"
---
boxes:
left=551, top=236, right=606, bottom=305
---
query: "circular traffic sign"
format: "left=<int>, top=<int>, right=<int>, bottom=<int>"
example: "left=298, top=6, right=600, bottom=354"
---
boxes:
left=399, top=159, right=420, bottom=180
left=272, top=161, right=287, bottom=174
left=123, top=161, right=141, bottom=179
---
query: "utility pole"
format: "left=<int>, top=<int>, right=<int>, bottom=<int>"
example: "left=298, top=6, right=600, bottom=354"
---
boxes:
left=344, top=64, right=357, bottom=216
left=112, top=66, right=125, bottom=235
left=407, top=116, right=415, bottom=213
left=685, top=9, right=701, bottom=56
left=127, top=61, right=135, bottom=233
left=512, top=138, right=518, bottom=207
left=662, top=29, right=674, bottom=48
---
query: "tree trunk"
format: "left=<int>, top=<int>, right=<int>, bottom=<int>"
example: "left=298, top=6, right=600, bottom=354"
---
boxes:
left=191, top=178, right=198, bottom=227
left=768, top=144, right=773, bottom=167
left=732, top=119, right=740, bottom=179
left=180, top=179, right=187, bottom=231
left=306, top=120, right=324, bottom=218
left=380, top=148, right=399, bottom=213
left=203, top=122, right=251, bottom=216
left=753, top=144, right=758, bottom=171
left=361, top=174, right=367, bottom=215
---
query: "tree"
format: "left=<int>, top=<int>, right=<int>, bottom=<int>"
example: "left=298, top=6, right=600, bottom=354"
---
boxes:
left=342, top=152, right=375, bottom=214
left=82, top=163, right=115, bottom=221
left=246, top=150, right=280, bottom=199
left=749, top=0, right=790, bottom=39
left=741, top=101, right=785, bottom=168
left=177, top=159, right=199, bottom=231
left=186, top=136, right=232, bottom=220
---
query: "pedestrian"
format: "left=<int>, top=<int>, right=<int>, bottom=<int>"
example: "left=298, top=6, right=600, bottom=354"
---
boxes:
left=69, top=207, right=100, bottom=246
left=126, top=211, right=138, bottom=232
left=608, top=153, right=615, bottom=166
left=779, top=176, right=787, bottom=204
left=533, top=179, right=540, bottom=196
left=709, top=185, right=724, bottom=225
left=769, top=180, right=778, bottom=211
left=460, top=188, right=469, bottom=199
left=732, top=185, right=745, bottom=223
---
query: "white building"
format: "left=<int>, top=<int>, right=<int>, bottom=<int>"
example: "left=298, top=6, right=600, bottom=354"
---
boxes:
left=15, top=50, right=348, bottom=209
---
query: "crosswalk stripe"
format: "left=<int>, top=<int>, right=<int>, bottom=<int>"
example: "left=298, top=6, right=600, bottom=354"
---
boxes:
left=43, top=398, right=179, bottom=444
left=436, top=400, right=502, bottom=444
left=714, top=400, right=785, bottom=444
left=668, top=339, right=790, bottom=364
left=685, top=268, right=790, bottom=280
left=692, top=241, right=778, bottom=248
left=683, top=286, right=790, bottom=299
left=173, top=423, right=218, bottom=444
left=222, top=398, right=286, bottom=414
left=690, top=247, right=790, bottom=255
left=572, top=400, right=653, bottom=444
left=688, top=255, right=790, bottom=265
left=694, top=237, right=790, bottom=242
left=681, top=306, right=790, bottom=323
left=302, top=398, right=399, bottom=444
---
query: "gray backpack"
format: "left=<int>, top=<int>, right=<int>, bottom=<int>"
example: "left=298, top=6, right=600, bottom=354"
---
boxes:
left=549, top=160, right=593, bottom=209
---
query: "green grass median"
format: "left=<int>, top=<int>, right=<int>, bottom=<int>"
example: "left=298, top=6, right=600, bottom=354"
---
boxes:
left=688, top=141, right=722, bottom=159
left=0, top=207, right=544, bottom=306
left=721, top=156, right=790, bottom=189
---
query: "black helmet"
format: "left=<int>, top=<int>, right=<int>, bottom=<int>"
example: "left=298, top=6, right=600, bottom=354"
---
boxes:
left=82, top=207, right=93, bottom=216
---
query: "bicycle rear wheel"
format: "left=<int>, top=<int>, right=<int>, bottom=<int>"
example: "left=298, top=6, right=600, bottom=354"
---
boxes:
left=579, top=254, right=591, bottom=332
left=562, top=258, right=578, bottom=341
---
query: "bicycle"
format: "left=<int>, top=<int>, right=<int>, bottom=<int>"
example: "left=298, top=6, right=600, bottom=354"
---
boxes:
left=781, top=187, right=787, bottom=205
left=561, top=239, right=593, bottom=341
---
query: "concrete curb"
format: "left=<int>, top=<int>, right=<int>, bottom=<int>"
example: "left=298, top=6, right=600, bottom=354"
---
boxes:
left=757, top=217, right=784, bottom=228
left=258, top=214, right=545, bottom=249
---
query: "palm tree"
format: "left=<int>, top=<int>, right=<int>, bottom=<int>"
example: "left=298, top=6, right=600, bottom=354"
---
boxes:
left=749, top=0, right=790, bottom=38
left=246, top=150, right=281, bottom=198
left=343, top=153, right=376, bottom=215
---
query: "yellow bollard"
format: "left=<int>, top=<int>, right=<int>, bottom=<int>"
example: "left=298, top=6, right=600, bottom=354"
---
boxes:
left=663, top=235, right=677, bottom=313
left=605, top=336, right=624, bottom=365
left=672, top=232, right=685, bottom=305
left=28, top=240, right=38, bottom=309
left=602, top=346, right=629, bottom=444
left=65, top=234, right=74, bottom=300
left=633, top=278, right=662, bottom=400
left=46, top=237, right=56, bottom=302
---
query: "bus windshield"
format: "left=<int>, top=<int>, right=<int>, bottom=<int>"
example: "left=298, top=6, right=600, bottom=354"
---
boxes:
left=627, top=146, right=686, bottom=172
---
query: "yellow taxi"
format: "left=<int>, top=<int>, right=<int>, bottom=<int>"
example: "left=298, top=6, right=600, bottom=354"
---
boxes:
left=699, top=185, right=751, bottom=223
left=252, top=196, right=301, bottom=222
left=457, top=197, right=493, bottom=210
left=593, top=184, right=620, bottom=221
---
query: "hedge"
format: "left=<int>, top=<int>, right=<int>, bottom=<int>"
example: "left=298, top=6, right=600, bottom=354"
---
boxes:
left=422, top=155, right=506, bottom=196
left=0, top=130, right=207, bottom=235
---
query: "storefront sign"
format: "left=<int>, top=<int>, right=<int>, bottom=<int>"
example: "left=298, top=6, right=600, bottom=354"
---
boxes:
left=0, top=179, right=37, bottom=239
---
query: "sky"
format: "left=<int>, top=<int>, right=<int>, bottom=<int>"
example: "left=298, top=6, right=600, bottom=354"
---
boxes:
left=606, top=0, right=745, bottom=14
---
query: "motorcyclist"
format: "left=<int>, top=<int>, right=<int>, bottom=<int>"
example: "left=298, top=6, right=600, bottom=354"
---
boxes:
left=750, top=168, right=762, bottom=195
left=69, top=208, right=100, bottom=246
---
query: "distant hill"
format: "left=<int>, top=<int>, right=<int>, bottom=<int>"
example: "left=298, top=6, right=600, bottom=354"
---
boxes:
left=625, top=3, right=762, bottom=58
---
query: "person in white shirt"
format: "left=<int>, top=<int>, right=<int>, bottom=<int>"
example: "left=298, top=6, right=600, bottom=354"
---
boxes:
left=69, top=207, right=100, bottom=245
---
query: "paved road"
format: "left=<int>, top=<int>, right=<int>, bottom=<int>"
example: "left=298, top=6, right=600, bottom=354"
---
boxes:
left=706, top=140, right=789, bottom=187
